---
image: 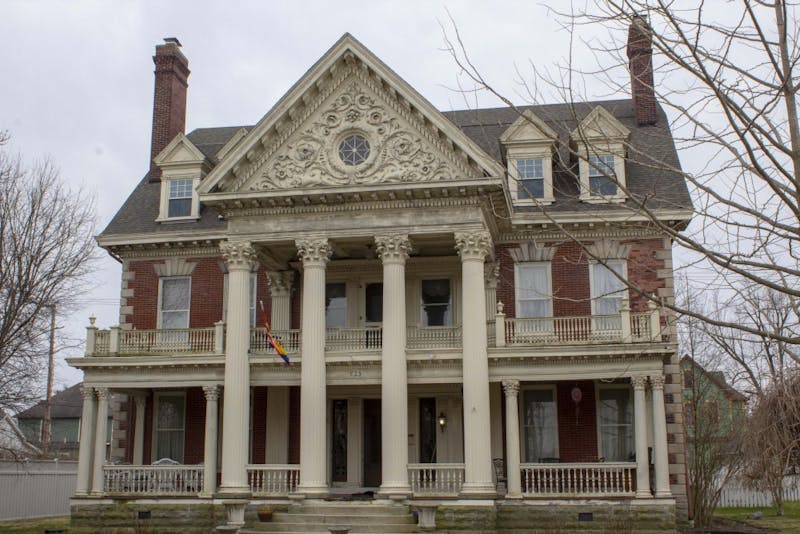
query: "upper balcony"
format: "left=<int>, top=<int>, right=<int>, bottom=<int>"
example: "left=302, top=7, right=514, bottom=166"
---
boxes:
left=83, top=305, right=662, bottom=358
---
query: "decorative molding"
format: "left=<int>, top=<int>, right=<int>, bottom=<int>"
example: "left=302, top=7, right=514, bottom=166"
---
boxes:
left=374, top=234, right=411, bottom=264
left=95, top=387, right=110, bottom=400
left=81, top=386, right=95, bottom=401
left=502, top=380, right=520, bottom=397
left=509, top=241, right=555, bottom=263
left=153, top=258, right=197, bottom=277
left=586, top=239, right=631, bottom=260
left=219, top=241, right=258, bottom=270
left=499, top=228, right=666, bottom=242
left=267, top=271, right=295, bottom=294
left=455, top=230, right=492, bottom=261
left=295, top=238, right=332, bottom=266
left=650, top=375, right=665, bottom=390
left=203, top=385, right=220, bottom=402
left=111, top=244, right=221, bottom=260
left=484, top=263, right=499, bottom=288
left=632, top=375, right=648, bottom=390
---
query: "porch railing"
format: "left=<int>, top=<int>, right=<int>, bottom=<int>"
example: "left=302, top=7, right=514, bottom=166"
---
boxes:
left=250, top=328, right=301, bottom=354
left=325, top=327, right=383, bottom=351
left=407, top=326, right=462, bottom=349
left=520, top=462, right=636, bottom=497
left=103, top=464, right=204, bottom=496
left=247, top=464, right=300, bottom=495
left=408, top=463, right=465, bottom=496
left=118, top=328, right=216, bottom=354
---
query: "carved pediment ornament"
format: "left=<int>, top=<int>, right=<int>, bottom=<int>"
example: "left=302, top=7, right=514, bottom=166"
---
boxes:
left=248, top=75, right=474, bottom=191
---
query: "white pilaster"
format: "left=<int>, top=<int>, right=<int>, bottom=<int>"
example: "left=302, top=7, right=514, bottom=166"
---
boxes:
left=219, top=240, right=258, bottom=496
left=75, top=386, right=97, bottom=496
left=90, top=387, right=109, bottom=496
left=650, top=375, right=672, bottom=497
left=133, top=395, right=146, bottom=465
left=632, top=375, right=652, bottom=498
left=376, top=234, right=411, bottom=496
left=502, top=380, right=522, bottom=498
left=268, top=271, right=294, bottom=331
left=266, top=386, right=290, bottom=464
left=203, top=386, right=220, bottom=496
left=296, top=238, right=332, bottom=495
left=455, top=230, right=495, bottom=495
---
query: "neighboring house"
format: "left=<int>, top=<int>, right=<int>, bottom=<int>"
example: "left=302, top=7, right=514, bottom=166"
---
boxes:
left=15, top=383, right=112, bottom=460
left=681, top=356, right=746, bottom=444
left=68, top=23, right=691, bottom=533
left=0, top=408, right=39, bottom=458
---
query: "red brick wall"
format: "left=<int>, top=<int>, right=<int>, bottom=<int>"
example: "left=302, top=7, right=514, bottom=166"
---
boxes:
left=551, top=242, right=591, bottom=317
left=556, top=381, right=598, bottom=462
left=251, top=387, right=267, bottom=464
left=149, top=41, right=189, bottom=180
left=288, top=386, right=300, bottom=464
left=188, top=258, right=226, bottom=328
left=184, top=387, right=206, bottom=464
left=624, top=238, right=665, bottom=312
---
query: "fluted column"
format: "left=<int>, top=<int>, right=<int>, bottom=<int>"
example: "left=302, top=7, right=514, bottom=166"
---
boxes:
left=203, top=386, right=220, bottom=496
left=375, top=234, right=411, bottom=496
left=75, top=386, right=97, bottom=496
left=133, top=396, right=146, bottom=465
left=268, top=270, right=294, bottom=331
left=455, top=230, right=495, bottom=495
left=632, top=375, right=652, bottom=498
left=90, top=387, right=110, bottom=496
left=650, top=375, right=672, bottom=497
left=502, top=380, right=522, bottom=498
left=296, top=238, right=332, bottom=495
left=219, top=240, right=258, bottom=496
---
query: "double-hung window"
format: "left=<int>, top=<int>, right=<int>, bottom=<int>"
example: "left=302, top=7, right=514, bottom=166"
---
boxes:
left=159, top=277, right=191, bottom=347
left=590, top=260, right=626, bottom=332
left=420, top=279, right=451, bottom=326
left=515, top=263, right=552, bottom=337
left=154, top=393, right=185, bottom=462
left=516, top=158, right=545, bottom=200
left=167, top=179, right=193, bottom=218
left=597, top=385, right=633, bottom=461
left=588, top=154, right=617, bottom=196
left=522, top=388, right=558, bottom=462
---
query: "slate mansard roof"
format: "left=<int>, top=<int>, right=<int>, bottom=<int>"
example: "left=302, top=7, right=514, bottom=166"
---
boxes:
left=100, top=99, right=692, bottom=239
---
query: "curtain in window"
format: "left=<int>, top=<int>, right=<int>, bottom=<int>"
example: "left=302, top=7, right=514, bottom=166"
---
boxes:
left=161, top=278, right=190, bottom=329
left=592, top=262, right=625, bottom=315
left=523, top=389, right=558, bottom=461
left=155, top=395, right=185, bottom=462
left=598, top=388, right=633, bottom=461
left=517, top=264, right=551, bottom=317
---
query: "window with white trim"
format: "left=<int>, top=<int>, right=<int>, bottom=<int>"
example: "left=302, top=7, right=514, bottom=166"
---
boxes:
left=159, top=277, right=190, bottom=329
left=588, top=154, right=617, bottom=196
left=516, top=158, right=545, bottom=199
left=590, top=260, right=626, bottom=316
left=154, top=392, right=185, bottom=462
left=522, top=387, right=558, bottom=462
left=515, top=263, right=552, bottom=318
left=168, top=179, right=193, bottom=217
left=420, top=279, right=451, bottom=326
left=597, top=385, right=633, bottom=461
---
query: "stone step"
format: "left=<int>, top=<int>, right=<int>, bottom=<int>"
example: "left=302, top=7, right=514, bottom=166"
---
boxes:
left=295, top=504, right=411, bottom=515
left=242, top=523, right=421, bottom=533
left=271, top=512, right=415, bottom=524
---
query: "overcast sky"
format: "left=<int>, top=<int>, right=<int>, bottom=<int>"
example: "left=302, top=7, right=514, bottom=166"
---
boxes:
left=0, top=1, right=639, bottom=390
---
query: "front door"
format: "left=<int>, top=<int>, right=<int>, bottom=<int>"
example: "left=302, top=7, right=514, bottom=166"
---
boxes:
left=363, top=398, right=381, bottom=487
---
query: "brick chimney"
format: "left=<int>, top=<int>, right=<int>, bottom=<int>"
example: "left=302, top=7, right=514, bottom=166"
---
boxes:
left=149, top=37, right=190, bottom=181
left=627, top=15, right=657, bottom=126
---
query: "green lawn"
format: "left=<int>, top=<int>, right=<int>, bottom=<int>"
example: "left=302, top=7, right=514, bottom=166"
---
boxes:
left=0, top=516, right=70, bottom=533
left=715, top=501, right=800, bottom=532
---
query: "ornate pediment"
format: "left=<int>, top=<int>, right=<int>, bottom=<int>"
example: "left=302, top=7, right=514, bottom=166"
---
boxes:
left=237, top=75, right=478, bottom=192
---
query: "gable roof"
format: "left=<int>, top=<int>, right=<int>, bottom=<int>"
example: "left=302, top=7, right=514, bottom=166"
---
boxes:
left=16, top=383, right=84, bottom=420
left=680, top=355, right=747, bottom=402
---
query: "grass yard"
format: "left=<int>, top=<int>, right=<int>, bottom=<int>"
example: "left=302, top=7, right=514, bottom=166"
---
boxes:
left=0, top=516, right=69, bottom=533
left=715, top=501, right=800, bottom=532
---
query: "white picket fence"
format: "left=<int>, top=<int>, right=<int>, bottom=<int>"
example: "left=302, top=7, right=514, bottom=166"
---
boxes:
left=717, top=475, right=800, bottom=508
left=0, top=460, right=77, bottom=520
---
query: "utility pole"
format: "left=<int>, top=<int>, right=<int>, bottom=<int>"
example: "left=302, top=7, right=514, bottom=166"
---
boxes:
left=42, top=303, right=56, bottom=454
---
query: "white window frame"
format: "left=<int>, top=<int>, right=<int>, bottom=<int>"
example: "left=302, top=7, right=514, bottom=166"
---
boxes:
left=157, top=175, right=201, bottom=221
left=152, top=391, right=186, bottom=463
left=419, top=278, right=452, bottom=327
left=507, top=147, right=555, bottom=205
left=588, top=259, right=628, bottom=316
left=514, top=262, right=553, bottom=318
left=520, top=385, right=559, bottom=463
left=578, top=145, right=627, bottom=203
left=595, top=383, right=634, bottom=462
left=157, top=276, right=191, bottom=330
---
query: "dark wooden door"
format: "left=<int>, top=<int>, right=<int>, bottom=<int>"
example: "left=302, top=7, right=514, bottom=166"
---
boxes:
left=363, top=398, right=381, bottom=487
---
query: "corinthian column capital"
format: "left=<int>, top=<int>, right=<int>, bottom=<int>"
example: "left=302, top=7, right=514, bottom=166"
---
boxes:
left=295, top=238, right=332, bottom=267
left=455, top=230, right=492, bottom=261
left=632, top=375, right=648, bottom=391
left=502, top=380, right=520, bottom=398
left=81, top=386, right=95, bottom=401
left=203, top=385, right=220, bottom=402
left=650, top=375, right=665, bottom=390
left=267, top=270, right=295, bottom=295
left=375, top=234, right=411, bottom=264
left=220, top=241, right=258, bottom=271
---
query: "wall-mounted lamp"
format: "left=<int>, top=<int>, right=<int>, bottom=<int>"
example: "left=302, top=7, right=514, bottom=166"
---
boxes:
left=438, top=412, right=447, bottom=433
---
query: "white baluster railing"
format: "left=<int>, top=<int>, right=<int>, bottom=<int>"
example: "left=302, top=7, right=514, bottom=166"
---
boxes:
left=406, top=326, right=462, bottom=349
left=408, top=463, right=465, bottom=496
left=519, top=462, right=636, bottom=497
left=504, top=314, right=647, bottom=345
left=247, top=464, right=300, bottom=495
left=103, top=464, right=204, bottom=496
left=93, top=330, right=110, bottom=355
left=116, top=328, right=217, bottom=355
left=250, top=328, right=301, bottom=354
left=325, top=327, right=383, bottom=351
left=630, top=312, right=652, bottom=341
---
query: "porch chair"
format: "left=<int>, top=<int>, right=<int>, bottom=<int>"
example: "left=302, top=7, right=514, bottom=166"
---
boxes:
left=492, top=458, right=507, bottom=494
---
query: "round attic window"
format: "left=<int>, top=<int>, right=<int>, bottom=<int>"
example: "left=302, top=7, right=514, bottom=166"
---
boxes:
left=338, top=134, right=370, bottom=166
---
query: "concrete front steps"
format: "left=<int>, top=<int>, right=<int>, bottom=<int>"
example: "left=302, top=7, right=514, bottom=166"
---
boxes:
left=241, top=501, right=422, bottom=534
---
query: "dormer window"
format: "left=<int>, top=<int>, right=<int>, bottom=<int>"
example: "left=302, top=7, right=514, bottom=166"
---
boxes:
left=168, top=179, right=193, bottom=217
left=571, top=106, right=630, bottom=204
left=588, top=155, right=617, bottom=196
left=500, top=110, right=558, bottom=206
left=152, top=133, right=210, bottom=222
left=516, top=158, right=545, bottom=199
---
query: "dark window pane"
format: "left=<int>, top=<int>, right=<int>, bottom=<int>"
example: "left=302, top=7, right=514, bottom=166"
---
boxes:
left=590, top=176, right=617, bottom=196
left=168, top=197, right=192, bottom=217
left=421, top=279, right=450, bottom=326
left=365, top=283, right=383, bottom=323
left=519, top=178, right=544, bottom=199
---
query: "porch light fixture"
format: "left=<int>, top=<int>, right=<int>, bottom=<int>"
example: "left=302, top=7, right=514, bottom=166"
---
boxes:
left=438, top=412, right=447, bottom=433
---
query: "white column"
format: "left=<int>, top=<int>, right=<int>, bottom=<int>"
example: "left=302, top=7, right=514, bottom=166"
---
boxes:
left=133, top=396, right=146, bottom=465
left=650, top=375, right=672, bottom=497
left=455, top=230, right=495, bottom=495
left=219, top=240, right=258, bottom=496
left=203, top=385, right=220, bottom=496
left=268, top=271, right=294, bottom=331
left=266, top=386, right=290, bottom=464
left=90, top=387, right=110, bottom=496
left=296, top=238, right=332, bottom=495
left=75, top=386, right=97, bottom=496
left=375, top=234, right=411, bottom=496
left=484, top=263, right=499, bottom=322
left=632, top=375, right=652, bottom=498
left=502, top=380, right=522, bottom=498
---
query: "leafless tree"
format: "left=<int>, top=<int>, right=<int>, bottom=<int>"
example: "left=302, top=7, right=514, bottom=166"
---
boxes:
left=0, top=133, right=96, bottom=417
left=443, top=1, right=800, bottom=345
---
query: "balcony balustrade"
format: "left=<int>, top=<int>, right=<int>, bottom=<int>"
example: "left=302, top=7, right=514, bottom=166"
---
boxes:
left=103, top=464, right=204, bottom=496
left=250, top=327, right=301, bottom=355
left=520, top=462, right=636, bottom=497
left=408, top=463, right=465, bottom=496
left=247, top=464, right=300, bottom=496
